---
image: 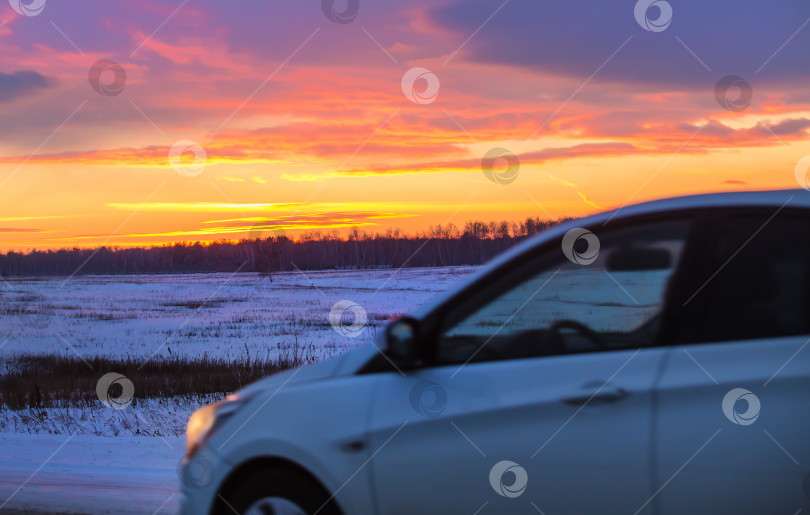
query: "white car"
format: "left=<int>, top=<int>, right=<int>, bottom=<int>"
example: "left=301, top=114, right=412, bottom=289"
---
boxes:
left=180, top=189, right=810, bottom=514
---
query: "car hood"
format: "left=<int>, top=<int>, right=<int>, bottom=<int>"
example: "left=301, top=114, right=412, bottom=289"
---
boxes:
left=235, top=342, right=379, bottom=396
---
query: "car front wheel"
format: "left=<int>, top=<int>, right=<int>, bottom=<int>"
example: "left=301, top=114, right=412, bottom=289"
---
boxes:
left=215, top=467, right=340, bottom=515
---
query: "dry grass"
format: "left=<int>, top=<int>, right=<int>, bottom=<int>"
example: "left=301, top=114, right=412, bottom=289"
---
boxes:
left=0, top=347, right=312, bottom=410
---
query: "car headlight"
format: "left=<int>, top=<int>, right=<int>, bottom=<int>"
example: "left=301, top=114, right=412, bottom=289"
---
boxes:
left=185, top=392, right=255, bottom=457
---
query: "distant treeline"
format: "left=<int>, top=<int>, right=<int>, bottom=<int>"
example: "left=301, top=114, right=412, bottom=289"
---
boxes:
left=0, top=217, right=570, bottom=277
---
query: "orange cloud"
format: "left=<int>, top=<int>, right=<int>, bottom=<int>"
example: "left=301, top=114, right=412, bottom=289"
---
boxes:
left=0, top=228, right=49, bottom=233
left=36, top=210, right=417, bottom=245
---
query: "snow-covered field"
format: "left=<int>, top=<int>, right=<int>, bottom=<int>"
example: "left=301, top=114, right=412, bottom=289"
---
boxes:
left=1, top=267, right=476, bottom=362
left=0, top=267, right=476, bottom=513
left=0, top=267, right=477, bottom=435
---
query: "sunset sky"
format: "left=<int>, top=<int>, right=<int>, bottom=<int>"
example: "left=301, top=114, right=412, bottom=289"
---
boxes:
left=1, top=0, right=809, bottom=250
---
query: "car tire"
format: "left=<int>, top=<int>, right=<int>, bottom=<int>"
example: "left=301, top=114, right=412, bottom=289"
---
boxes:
left=215, top=466, right=340, bottom=515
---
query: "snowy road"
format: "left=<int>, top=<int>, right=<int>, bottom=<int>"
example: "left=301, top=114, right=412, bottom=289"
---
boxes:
left=0, top=434, right=183, bottom=514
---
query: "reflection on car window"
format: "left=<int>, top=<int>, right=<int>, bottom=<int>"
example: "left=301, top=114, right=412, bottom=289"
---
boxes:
left=437, top=220, right=691, bottom=365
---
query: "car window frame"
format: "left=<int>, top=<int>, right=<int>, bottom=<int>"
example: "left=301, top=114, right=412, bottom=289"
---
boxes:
left=420, top=210, right=704, bottom=367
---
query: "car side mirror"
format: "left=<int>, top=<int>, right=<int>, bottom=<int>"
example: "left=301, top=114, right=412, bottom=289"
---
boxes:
left=385, top=317, right=420, bottom=365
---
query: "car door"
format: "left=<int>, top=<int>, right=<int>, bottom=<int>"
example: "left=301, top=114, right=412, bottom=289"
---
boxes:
left=653, top=209, right=810, bottom=514
left=366, top=217, right=695, bottom=514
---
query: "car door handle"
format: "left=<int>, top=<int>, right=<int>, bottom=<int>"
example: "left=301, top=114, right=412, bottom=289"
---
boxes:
left=562, top=387, right=629, bottom=406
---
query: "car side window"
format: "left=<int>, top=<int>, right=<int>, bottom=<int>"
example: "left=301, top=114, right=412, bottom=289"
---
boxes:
left=691, top=214, right=810, bottom=343
left=435, top=219, right=692, bottom=365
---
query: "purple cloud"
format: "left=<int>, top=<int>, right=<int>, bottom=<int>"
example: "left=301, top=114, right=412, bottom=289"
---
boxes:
left=431, top=0, right=810, bottom=89
left=0, top=70, right=54, bottom=102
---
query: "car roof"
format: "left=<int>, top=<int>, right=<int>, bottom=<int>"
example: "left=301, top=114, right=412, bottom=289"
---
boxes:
left=611, top=188, right=808, bottom=215
left=409, top=188, right=810, bottom=320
